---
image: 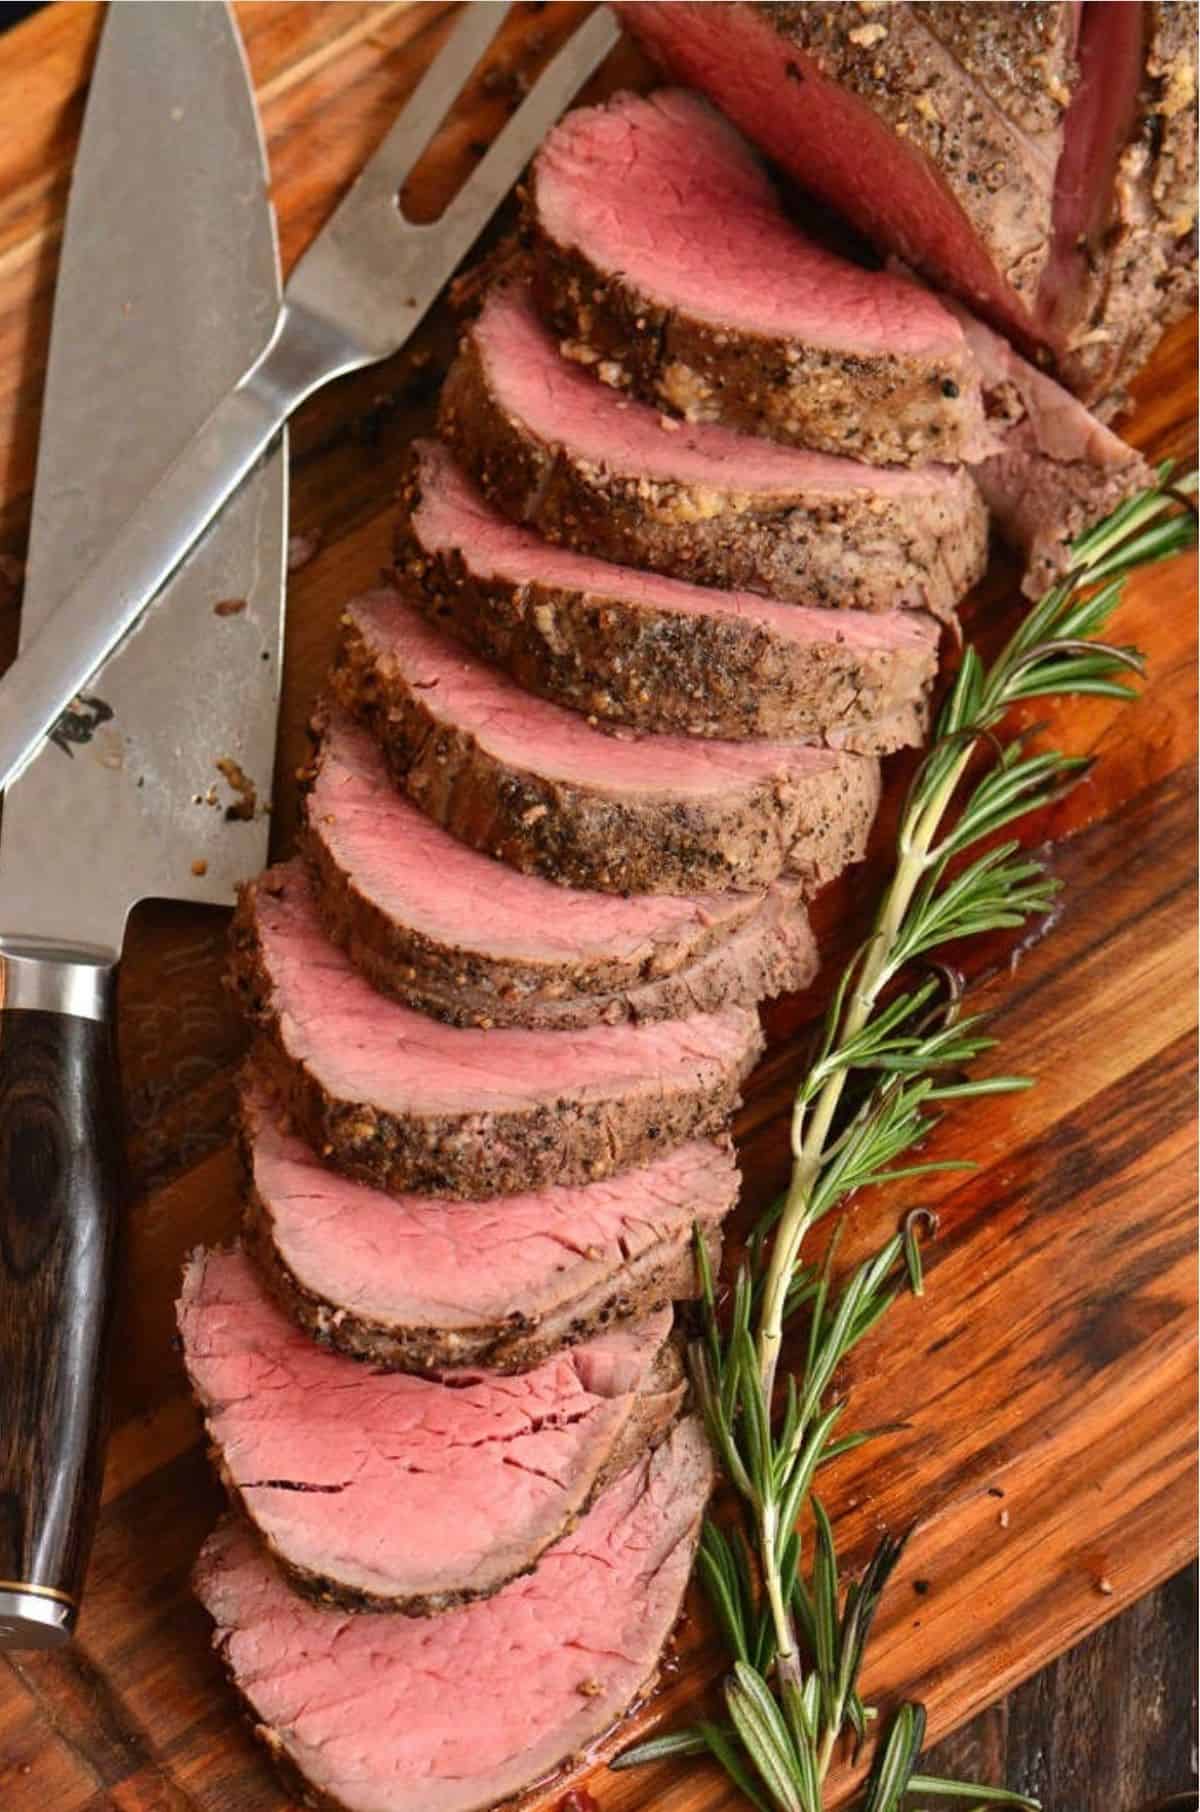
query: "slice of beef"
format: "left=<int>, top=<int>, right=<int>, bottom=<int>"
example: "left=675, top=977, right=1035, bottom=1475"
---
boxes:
left=334, top=589, right=880, bottom=896
left=230, top=862, right=763, bottom=1198
left=241, top=1074, right=734, bottom=1373
left=397, top=441, right=940, bottom=751
left=1036, top=0, right=1142, bottom=387
left=956, top=306, right=1154, bottom=596
left=616, top=3, right=1196, bottom=404
left=195, top=1418, right=712, bottom=1812
left=308, top=706, right=779, bottom=1014
left=179, top=1246, right=683, bottom=1613
left=306, top=708, right=819, bottom=1027
left=527, top=88, right=992, bottom=468
left=439, top=284, right=988, bottom=620
left=530, top=95, right=990, bottom=467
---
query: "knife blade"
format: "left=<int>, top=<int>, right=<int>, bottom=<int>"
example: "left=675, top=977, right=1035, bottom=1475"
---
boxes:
left=0, top=0, right=284, bottom=1648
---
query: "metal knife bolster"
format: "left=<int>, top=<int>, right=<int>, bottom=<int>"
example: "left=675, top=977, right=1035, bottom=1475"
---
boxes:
left=0, top=1587, right=75, bottom=1650
left=0, top=945, right=114, bottom=1019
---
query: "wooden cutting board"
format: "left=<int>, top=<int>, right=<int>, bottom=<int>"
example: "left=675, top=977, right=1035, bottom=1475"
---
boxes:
left=0, top=7, right=1195, bottom=1809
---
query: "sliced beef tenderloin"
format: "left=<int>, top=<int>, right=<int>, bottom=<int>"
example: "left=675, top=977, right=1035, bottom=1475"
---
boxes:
left=439, top=284, right=987, bottom=620
left=527, top=88, right=991, bottom=467
left=616, top=3, right=1196, bottom=405
left=230, top=862, right=762, bottom=1198
left=956, top=306, right=1154, bottom=596
left=334, top=590, right=880, bottom=897
left=241, top=1074, right=734, bottom=1373
left=179, top=1246, right=683, bottom=1613
left=196, top=1417, right=712, bottom=1812
left=397, top=441, right=939, bottom=751
left=306, top=709, right=818, bottom=1027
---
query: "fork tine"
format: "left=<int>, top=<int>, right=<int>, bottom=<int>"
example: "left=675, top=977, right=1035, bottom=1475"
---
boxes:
left=344, top=2, right=514, bottom=211
left=282, top=3, right=621, bottom=370
left=445, top=6, right=620, bottom=227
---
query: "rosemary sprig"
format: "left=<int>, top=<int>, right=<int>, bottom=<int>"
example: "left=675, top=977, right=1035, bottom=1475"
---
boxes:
left=615, top=470, right=1196, bottom=1810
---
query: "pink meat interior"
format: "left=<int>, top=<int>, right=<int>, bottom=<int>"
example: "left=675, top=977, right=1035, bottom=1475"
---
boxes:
left=179, top=1247, right=670, bottom=1597
left=413, top=441, right=937, bottom=656
left=313, top=709, right=761, bottom=965
left=195, top=1419, right=710, bottom=1812
left=352, top=588, right=850, bottom=794
left=257, top=864, right=758, bottom=1117
left=248, top=1080, right=735, bottom=1331
left=535, top=88, right=963, bottom=358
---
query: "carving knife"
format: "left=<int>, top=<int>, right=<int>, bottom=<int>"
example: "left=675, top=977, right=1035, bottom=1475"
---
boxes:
left=0, top=2, right=285, bottom=1648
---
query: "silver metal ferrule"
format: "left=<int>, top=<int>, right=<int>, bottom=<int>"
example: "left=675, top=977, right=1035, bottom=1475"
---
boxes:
left=0, top=943, right=115, bottom=1021
left=0, top=1585, right=76, bottom=1651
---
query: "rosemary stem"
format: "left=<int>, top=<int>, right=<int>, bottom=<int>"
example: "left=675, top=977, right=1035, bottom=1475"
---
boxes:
left=757, top=744, right=973, bottom=1404
left=816, top=1724, right=838, bottom=1783
left=760, top=1500, right=802, bottom=1697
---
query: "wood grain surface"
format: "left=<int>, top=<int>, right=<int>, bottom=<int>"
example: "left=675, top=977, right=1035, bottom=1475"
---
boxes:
left=0, top=6, right=1195, bottom=1810
left=925, top=1564, right=1198, bottom=1810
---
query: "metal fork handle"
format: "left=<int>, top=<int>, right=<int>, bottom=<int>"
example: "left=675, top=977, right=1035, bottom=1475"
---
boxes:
left=0, top=305, right=354, bottom=795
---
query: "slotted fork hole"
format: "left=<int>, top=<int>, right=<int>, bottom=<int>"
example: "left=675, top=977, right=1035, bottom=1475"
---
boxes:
left=398, top=1, right=599, bottom=225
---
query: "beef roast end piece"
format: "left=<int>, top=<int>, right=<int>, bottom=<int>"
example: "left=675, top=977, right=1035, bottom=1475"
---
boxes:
left=617, top=1, right=1196, bottom=403
left=615, top=2, right=1058, bottom=344
left=1040, top=0, right=1197, bottom=404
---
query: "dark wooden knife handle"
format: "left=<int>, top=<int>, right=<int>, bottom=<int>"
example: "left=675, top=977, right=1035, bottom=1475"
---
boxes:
left=0, top=970, right=121, bottom=1650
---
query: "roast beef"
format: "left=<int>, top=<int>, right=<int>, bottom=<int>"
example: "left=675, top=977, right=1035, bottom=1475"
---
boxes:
left=179, top=1246, right=683, bottom=1613
left=334, top=589, right=880, bottom=896
left=613, top=4, right=1061, bottom=355
left=616, top=2, right=1197, bottom=404
left=306, top=710, right=818, bottom=1027
left=230, top=862, right=763, bottom=1198
left=195, top=1418, right=712, bottom=1812
left=397, top=440, right=940, bottom=751
left=955, top=306, right=1154, bottom=596
left=527, top=88, right=992, bottom=467
left=440, top=283, right=988, bottom=619
left=241, top=1075, right=734, bottom=1373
